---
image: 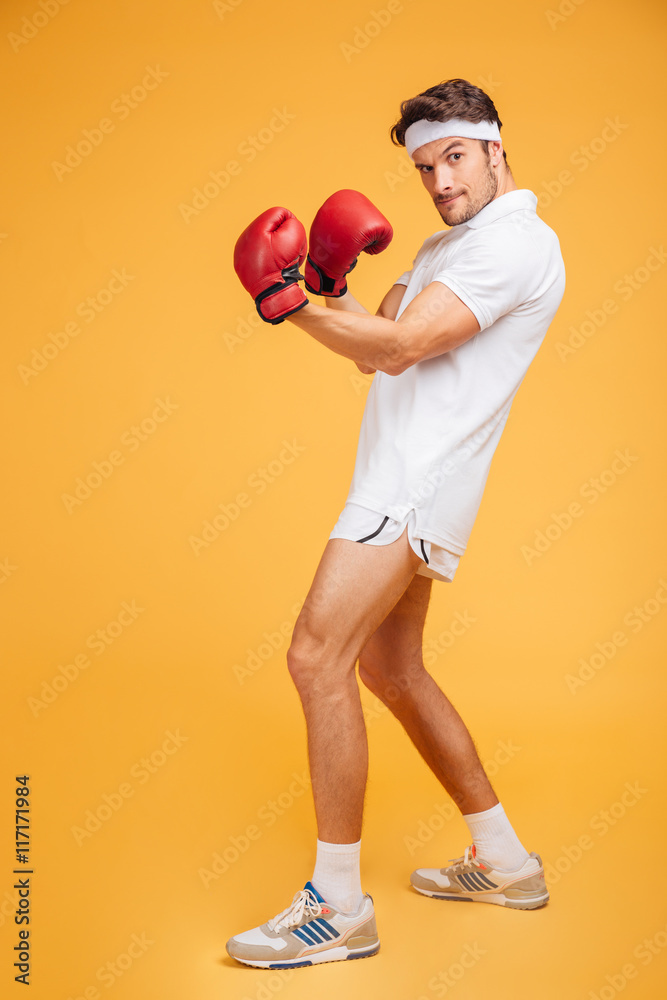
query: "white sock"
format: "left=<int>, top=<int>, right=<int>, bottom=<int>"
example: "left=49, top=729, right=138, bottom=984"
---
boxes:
left=311, top=839, right=363, bottom=914
left=463, top=802, right=530, bottom=871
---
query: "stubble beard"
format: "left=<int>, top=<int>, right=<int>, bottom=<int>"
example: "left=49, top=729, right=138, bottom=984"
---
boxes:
left=435, top=158, right=499, bottom=226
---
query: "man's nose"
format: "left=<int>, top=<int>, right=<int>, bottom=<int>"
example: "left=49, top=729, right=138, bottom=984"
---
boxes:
left=431, top=166, right=454, bottom=194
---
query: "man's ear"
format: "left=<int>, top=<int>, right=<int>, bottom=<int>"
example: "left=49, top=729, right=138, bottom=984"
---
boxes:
left=488, top=140, right=504, bottom=167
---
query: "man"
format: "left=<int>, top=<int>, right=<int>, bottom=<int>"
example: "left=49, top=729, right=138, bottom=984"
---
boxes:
left=228, top=77, right=565, bottom=968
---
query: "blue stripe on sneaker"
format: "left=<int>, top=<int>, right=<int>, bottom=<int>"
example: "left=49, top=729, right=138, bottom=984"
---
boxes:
left=293, top=926, right=321, bottom=945
left=305, top=924, right=327, bottom=944
left=466, top=873, right=488, bottom=891
left=312, top=918, right=339, bottom=940
left=475, top=872, right=498, bottom=889
left=308, top=920, right=331, bottom=940
left=346, top=943, right=380, bottom=961
left=458, top=873, right=480, bottom=892
left=456, top=873, right=471, bottom=891
left=305, top=924, right=327, bottom=943
left=269, top=959, right=313, bottom=968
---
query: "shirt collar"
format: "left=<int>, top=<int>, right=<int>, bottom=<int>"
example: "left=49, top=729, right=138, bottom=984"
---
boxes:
left=463, top=188, right=537, bottom=229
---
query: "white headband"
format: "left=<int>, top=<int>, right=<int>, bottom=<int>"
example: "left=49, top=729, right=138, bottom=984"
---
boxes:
left=405, top=118, right=501, bottom=158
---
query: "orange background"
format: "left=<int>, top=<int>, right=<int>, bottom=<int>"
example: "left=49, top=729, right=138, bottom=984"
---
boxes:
left=2, top=0, right=666, bottom=997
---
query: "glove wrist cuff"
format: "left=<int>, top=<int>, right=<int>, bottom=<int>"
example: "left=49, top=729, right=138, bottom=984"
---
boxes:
left=255, top=267, right=307, bottom=324
left=304, top=255, right=353, bottom=297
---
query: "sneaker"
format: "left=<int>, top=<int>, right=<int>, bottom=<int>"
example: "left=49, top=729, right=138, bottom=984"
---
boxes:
left=410, top=845, right=549, bottom=909
left=226, top=881, right=380, bottom=968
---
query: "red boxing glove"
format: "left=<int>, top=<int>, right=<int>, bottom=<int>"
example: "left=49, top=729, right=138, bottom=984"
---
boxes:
left=305, top=189, right=393, bottom=297
left=234, top=207, right=308, bottom=324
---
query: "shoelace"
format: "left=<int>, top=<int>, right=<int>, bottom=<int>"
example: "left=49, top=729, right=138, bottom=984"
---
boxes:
left=267, top=889, right=323, bottom=932
left=445, top=845, right=477, bottom=873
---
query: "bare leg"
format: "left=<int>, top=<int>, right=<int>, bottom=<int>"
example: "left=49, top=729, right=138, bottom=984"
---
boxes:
left=358, top=574, right=497, bottom=815
left=287, top=531, right=421, bottom=843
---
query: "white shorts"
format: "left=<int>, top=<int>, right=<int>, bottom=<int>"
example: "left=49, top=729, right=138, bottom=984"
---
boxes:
left=329, top=502, right=460, bottom=583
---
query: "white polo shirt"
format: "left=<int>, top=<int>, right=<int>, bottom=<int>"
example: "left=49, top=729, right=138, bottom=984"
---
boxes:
left=345, top=188, right=566, bottom=557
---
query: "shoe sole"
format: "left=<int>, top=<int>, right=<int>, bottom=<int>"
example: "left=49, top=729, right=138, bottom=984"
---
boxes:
left=411, top=885, right=550, bottom=910
left=230, top=942, right=380, bottom=969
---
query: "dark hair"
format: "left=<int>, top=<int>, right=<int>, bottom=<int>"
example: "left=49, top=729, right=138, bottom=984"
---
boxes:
left=390, top=77, right=509, bottom=169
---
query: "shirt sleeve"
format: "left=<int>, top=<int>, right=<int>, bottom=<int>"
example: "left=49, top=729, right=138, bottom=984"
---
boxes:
left=394, top=269, right=412, bottom=286
left=432, top=227, right=545, bottom=331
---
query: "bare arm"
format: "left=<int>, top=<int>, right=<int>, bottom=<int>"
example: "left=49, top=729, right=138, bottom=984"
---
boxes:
left=323, top=284, right=408, bottom=374
left=324, top=289, right=370, bottom=315
left=288, top=280, right=479, bottom=376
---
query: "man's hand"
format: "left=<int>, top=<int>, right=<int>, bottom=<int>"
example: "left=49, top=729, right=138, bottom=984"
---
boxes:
left=234, top=207, right=308, bottom=324
left=305, top=190, right=393, bottom=297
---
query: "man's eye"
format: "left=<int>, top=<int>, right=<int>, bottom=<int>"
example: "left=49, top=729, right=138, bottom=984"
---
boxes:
left=450, top=153, right=462, bottom=161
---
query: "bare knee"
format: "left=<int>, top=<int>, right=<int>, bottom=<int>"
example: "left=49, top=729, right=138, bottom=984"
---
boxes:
left=358, top=641, right=424, bottom=708
left=357, top=647, right=384, bottom=696
left=287, top=621, right=355, bottom=695
left=286, top=628, right=320, bottom=692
